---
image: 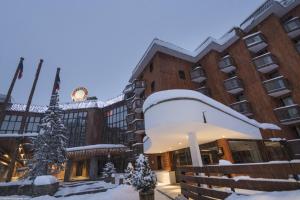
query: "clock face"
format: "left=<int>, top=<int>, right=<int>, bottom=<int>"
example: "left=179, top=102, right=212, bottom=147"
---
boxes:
left=71, top=87, right=88, bottom=102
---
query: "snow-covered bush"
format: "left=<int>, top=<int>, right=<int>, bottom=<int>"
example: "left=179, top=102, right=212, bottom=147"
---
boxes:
left=27, top=92, right=68, bottom=179
left=124, top=162, right=134, bottom=184
left=103, top=162, right=116, bottom=178
left=132, top=154, right=157, bottom=192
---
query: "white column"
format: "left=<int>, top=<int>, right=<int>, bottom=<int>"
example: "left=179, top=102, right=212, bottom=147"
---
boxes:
left=188, top=132, right=203, bottom=167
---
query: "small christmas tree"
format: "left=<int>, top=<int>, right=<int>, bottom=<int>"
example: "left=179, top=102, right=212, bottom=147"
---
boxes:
left=103, top=162, right=116, bottom=178
left=27, top=92, right=68, bottom=179
left=132, top=154, right=157, bottom=193
left=124, top=162, right=134, bottom=185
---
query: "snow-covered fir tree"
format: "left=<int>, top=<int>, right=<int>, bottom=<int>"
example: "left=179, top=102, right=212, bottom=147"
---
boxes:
left=124, top=162, right=134, bottom=184
left=103, top=162, right=116, bottom=178
left=27, top=92, right=68, bottom=178
left=132, top=154, right=157, bottom=192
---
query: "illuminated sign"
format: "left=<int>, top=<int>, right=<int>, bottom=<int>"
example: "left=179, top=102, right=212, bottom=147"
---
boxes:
left=71, top=87, right=88, bottom=102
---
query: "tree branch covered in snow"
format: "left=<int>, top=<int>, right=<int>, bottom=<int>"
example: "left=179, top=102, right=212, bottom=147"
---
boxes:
left=132, top=154, right=157, bottom=192
left=26, top=92, right=68, bottom=179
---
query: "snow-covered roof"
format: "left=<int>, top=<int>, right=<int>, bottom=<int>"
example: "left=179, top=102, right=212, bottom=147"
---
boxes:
left=143, top=89, right=281, bottom=130
left=130, top=30, right=239, bottom=82
left=0, top=132, right=38, bottom=138
left=5, top=94, right=125, bottom=113
left=66, top=144, right=126, bottom=152
left=129, top=0, right=300, bottom=82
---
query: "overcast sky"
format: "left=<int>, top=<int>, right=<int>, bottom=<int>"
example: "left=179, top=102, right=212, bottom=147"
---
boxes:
left=0, top=0, right=264, bottom=105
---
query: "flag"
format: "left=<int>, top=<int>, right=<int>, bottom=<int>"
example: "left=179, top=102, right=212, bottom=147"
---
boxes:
left=202, top=111, right=207, bottom=123
left=54, top=72, right=60, bottom=91
left=17, top=58, right=24, bottom=79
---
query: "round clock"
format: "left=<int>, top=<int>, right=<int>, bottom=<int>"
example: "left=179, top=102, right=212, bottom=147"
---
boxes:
left=71, top=87, right=88, bottom=102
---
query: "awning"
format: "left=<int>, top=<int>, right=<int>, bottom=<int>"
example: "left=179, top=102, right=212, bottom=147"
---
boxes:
left=66, top=144, right=129, bottom=160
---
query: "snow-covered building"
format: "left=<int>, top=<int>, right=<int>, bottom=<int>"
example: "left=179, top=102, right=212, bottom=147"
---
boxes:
left=1, top=0, right=300, bottom=185
left=0, top=95, right=139, bottom=182
left=121, top=0, right=300, bottom=183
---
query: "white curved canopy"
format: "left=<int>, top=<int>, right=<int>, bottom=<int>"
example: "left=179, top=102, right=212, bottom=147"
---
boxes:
left=143, top=90, right=280, bottom=154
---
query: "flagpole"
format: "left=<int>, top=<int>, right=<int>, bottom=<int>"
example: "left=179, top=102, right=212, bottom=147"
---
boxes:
left=19, top=59, right=43, bottom=133
left=51, top=67, right=60, bottom=95
left=0, top=57, right=24, bottom=124
left=5, top=59, right=43, bottom=182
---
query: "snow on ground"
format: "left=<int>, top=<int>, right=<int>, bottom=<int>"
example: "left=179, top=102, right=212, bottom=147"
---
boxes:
left=0, top=181, right=170, bottom=200
left=55, top=181, right=115, bottom=197
left=226, top=190, right=300, bottom=200
left=34, top=175, right=57, bottom=186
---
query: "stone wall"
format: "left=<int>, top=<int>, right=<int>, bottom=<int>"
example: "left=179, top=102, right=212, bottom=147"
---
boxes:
left=0, top=182, right=59, bottom=197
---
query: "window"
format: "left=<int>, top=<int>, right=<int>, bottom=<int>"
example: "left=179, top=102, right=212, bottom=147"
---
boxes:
left=227, top=70, right=236, bottom=78
left=178, top=70, right=186, bottom=80
left=235, top=92, right=246, bottom=102
left=151, top=81, right=155, bottom=92
left=280, top=96, right=294, bottom=106
left=295, top=126, right=300, bottom=138
left=149, top=63, right=153, bottom=72
left=103, top=104, right=128, bottom=144
left=267, top=70, right=280, bottom=79
left=229, top=140, right=263, bottom=163
left=63, top=111, right=88, bottom=147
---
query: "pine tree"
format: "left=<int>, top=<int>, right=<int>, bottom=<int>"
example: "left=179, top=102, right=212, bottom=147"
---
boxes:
left=27, top=92, right=68, bottom=179
left=124, top=162, right=134, bottom=184
left=103, top=162, right=116, bottom=178
left=132, top=154, right=157, bottom=192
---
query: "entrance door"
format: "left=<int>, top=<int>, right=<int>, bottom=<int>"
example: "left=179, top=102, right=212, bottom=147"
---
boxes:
left=76, top=161, right=83, bottom=176
left=157, top=156, right=162, bottom=170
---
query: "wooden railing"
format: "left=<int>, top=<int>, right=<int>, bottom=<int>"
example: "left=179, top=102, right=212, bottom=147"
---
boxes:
left=178, top=162, right=300, bottom=200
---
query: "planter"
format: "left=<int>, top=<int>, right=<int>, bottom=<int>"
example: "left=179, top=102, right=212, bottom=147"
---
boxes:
left=139, top=190, right=154, bottom=200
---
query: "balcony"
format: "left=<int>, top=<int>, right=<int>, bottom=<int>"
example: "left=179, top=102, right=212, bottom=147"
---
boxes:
left=132, top=119, right=145, bottom=134
left=243, top=32, right=267, bottom=53
left=284, top=17, right=300, bottom=39
left=190, top=66, right=206, bottom=83
left=126, top=95, right=135, bottom=110
left=218, top=55, right=236, bottom=73
left=252, top=53, right=279, bottom=73
left=123, top=83, right=133, bottom=94
left=133, top=80, right=146, bottom=95
left=224, top=77, right=244, bottom=94
left=126, top=112, right=143, bottom=124
left=132, top=98, right=144, bottom=113
left=263, top=76, right=290, bottom=97
left=230, top=100, right=253, bottom=117
left=195, top=87, right=211, bottom=96
left=274, top=104, right=300, bottom=125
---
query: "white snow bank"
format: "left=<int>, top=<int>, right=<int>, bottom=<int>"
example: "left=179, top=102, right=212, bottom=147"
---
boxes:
left=34, top=175, right=57, bottom=186
left=0, top=132, right=38, bottom=138
left=30, top=184, right=169, bottom=200
left=143, top=89, right=281, bottom=130
left=66, top=144, right=126, bottom=152
left=219, top=159, right=233, bottom=166
left=269, top=137, right=286, bottom=141
left=226, top=189, right=300, bottom=200
left=0, top=179, right=32, bottom=186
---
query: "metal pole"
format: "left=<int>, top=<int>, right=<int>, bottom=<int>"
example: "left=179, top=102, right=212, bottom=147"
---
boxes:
left=51, top=68, right=60, bottom=96
left=0, top=57, right=24, bottom=124
left=5, top=59, right=43, bottom=182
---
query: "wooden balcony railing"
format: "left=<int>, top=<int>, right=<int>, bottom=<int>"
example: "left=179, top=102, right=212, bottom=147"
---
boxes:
left=178, top=162, right=300, bottom=200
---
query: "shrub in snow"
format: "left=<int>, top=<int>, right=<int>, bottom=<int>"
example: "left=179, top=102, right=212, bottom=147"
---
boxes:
left=27, top=92, right=68, bottom=179
left=219, top=159, right=232, bottom=166
left=132, top=154, right=157, bottom=192
left=103, top=162, right=116, bottom=178
left=33, top=175, right=58, bottom=186
left=124, top=162, right=134, bottom=185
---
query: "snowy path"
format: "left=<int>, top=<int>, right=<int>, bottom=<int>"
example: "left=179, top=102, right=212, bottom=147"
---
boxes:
left=0, top=181, right=170, bottom=200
